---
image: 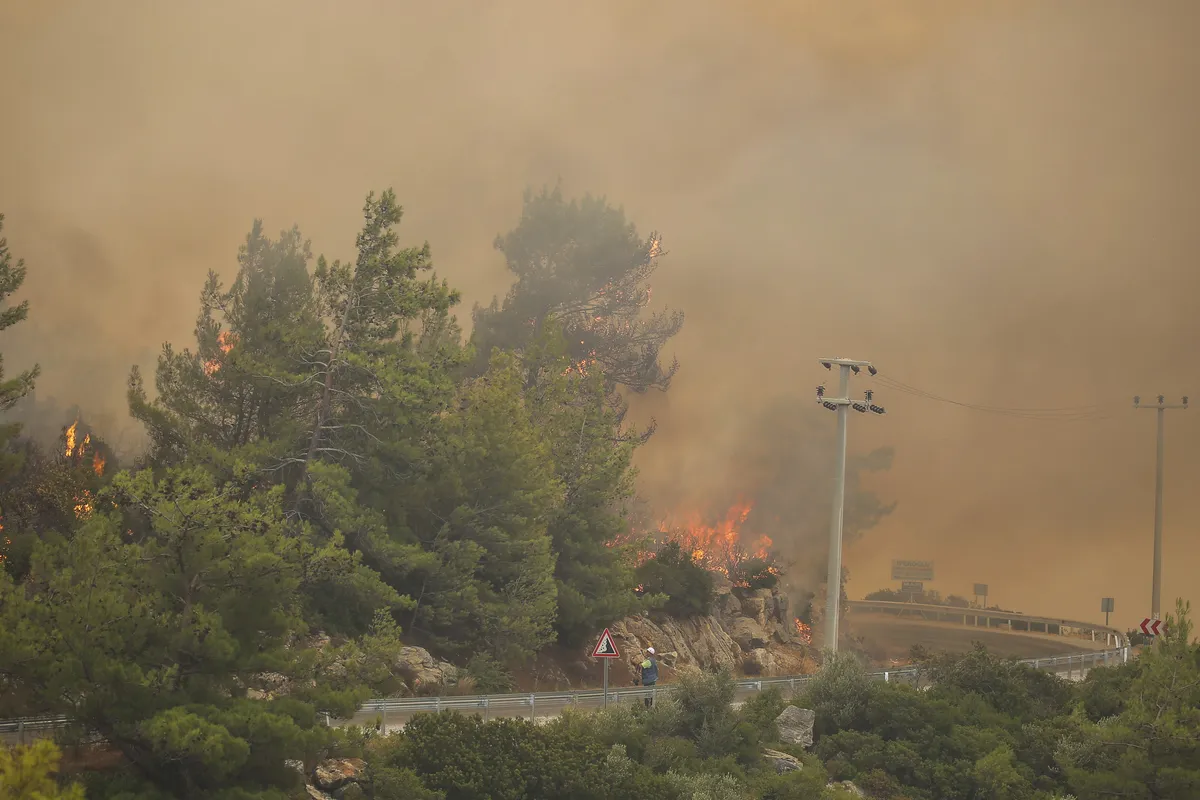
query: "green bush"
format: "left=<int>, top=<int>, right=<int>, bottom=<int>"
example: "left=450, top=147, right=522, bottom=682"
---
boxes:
left=730, top=556, right=779, bottom=591
left=737, top=686, right=787, bottom=742
left=635, top=541, right=715, bottom=618
left=463, top=654, right=514, bottom=694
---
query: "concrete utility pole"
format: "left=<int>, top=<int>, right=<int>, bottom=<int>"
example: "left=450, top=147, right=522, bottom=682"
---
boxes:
left=817, top=358, right=885, bottom=653
left=1133, top=394, right=1188, bottom=619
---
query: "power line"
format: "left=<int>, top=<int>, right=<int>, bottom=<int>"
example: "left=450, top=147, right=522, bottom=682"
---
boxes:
left=872, top=373, right=1112, bottom=421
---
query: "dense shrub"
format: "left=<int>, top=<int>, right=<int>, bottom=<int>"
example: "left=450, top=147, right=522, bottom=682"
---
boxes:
left=635, top=541, right=715, bottom=618
left=730, top=556, right=779, bottom=591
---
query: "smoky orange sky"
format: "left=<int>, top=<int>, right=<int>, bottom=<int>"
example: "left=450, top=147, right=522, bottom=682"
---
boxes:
left=2, top=1, right=1198, bottom=630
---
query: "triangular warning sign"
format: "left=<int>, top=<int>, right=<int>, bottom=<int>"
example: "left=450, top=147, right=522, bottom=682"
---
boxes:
left=591, top=628, right=620, bottom=658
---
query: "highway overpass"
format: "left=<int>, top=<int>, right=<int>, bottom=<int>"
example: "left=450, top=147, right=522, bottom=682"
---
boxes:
left=845, top=599, right=1127, bottom=661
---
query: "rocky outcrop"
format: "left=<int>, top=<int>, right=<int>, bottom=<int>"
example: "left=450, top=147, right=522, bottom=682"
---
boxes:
left=743, top=648, right=775, bottom=675
left=612, top=578, right=813, bottom=678
left=394, top=646, right=458, bottom=693
left=313, top=757, right=367, bottom=792
left=612, top=615, right=741, bottom=675
left=829, top=780, right=866, bottom=797
left=728, top=617, right=771, bottom=651
left=775, top=706, right=815, bottom=748
left=762, top=749, right=803, bottom=773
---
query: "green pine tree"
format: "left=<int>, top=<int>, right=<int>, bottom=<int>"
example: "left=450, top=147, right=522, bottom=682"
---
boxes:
left=1058, top=599, right=1200, bottom=799
left=0, top=466, right=348, bottom=798
left=0, top=214, right=39, bottom=483
left=523, top=322, right=653, bottom=646
left=404, top=351, right=561, bottom=661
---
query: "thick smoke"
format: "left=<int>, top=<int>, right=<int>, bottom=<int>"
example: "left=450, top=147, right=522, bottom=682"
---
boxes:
left=1, top=2, right=1198, bottom=626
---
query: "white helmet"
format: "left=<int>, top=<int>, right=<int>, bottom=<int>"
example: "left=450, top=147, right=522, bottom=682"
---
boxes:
left=646, top=647, right=655, bottom=655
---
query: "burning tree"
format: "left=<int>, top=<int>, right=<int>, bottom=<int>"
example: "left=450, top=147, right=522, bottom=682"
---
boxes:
left=0, top=417, right=115, bottom=576
left=470, top=186, right=684, bottom=431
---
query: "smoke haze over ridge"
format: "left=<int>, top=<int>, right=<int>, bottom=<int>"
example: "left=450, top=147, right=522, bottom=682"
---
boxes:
left=2, top=1, right=1198, bottom=627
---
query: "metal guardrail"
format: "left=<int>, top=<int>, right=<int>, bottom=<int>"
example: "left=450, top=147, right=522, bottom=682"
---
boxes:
left=847, top=600, right=1130, bottom=647
left=348, top=647, right=1125, bottom=720
left=0, top=647, right=1129, bottom=742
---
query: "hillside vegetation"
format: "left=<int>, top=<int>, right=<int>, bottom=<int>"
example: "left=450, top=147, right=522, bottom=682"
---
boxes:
left=3, top=197, right=1195, bottom=798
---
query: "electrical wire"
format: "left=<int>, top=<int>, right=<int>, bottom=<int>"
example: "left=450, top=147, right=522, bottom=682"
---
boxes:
left=869, top=373, right=1114, bottom=422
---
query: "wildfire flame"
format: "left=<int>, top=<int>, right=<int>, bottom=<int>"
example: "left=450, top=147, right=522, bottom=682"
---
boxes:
left=563, top=348, right=598, bottom=376
left=74, top=490, right=94, bottom=520
left=61, top=420, right=104, bottom=516
left=203, top=330, right=237, bottom=376
left=793, top=618, right=813, bottom=646
left=658, top=501, right=773, bottom=577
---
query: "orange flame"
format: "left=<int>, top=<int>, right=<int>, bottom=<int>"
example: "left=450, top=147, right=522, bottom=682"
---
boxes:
left=64, top=421, right=78, bottom=458
left=74, top=490, right=94, bottom=520
left=203, top=330, right=237, bottom=376
left=793, top=618, right=813, bottom=646
left=93, top=452, right=106, bottom=477
left=657, top=501, right=773, bottom=577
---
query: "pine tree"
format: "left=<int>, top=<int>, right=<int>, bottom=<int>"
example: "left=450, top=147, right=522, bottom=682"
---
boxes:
left=0, top=466, right=342, bottom=797
left=0, top=214, right=39, bottom=483
left=404, top=352, right=562, bottom=661
left=524, top=323, right=650, bottom=646
left=1059, top=599, right=1200, bottom=798
left=471, top=186, right=683, bottom=403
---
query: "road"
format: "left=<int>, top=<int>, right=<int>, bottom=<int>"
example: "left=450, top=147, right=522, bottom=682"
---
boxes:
left=2, top=646, right=1123, bottom=745
left=849, top=613, right=1113, bottom=662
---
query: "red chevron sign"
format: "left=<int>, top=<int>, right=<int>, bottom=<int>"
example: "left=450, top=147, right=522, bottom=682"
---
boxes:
left=1139, top=617, right=1165, bottom=636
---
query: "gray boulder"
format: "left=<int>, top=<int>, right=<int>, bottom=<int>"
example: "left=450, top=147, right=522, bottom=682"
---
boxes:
left=744, top=648, right=775, bottom=676
left=313, top=758, right=366, bottom=792
left=762, top=748, right=803, bottom=773
left=776, top=705, right=815, bottom=748
left=727, top=617, right=771, bottom=651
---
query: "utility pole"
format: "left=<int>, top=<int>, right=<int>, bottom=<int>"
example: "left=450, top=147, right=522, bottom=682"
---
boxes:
left=1133, top=394, right=1188, bottom=619
left=817, top=358, right=885, bottom=653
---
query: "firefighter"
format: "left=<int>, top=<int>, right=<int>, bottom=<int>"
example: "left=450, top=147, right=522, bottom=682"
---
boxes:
left=635, top=647, right=659, bottom=707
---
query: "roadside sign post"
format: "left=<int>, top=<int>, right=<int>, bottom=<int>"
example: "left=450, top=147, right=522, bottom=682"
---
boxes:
left=592, top=628, right=620, bottom=708
left=892, top=560, right=934, bottom=582
left=901, top=581, right=923, bottom=601
left=1139, top=617, right=1165, bottom=638
left=1101, top=597, right=1115, bottom=627
left=974, top=583, right=989, bottom=609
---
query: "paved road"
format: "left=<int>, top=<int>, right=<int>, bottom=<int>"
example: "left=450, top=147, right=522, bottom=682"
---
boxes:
left=849, top=613, right=1111, bottom=662
left=2, top=647, right=1123, bottom=746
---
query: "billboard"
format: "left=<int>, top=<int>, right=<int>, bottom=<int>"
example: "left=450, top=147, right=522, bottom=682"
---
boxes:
left=891, top=560, right=934, bottom=581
